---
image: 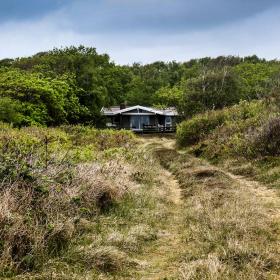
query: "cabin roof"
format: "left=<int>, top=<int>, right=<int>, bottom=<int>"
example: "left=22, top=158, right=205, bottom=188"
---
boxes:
left=101, top=105, right=178, bottom=116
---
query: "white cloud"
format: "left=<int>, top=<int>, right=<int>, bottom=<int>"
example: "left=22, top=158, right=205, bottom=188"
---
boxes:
left=0, top=6, right=280, bottom=64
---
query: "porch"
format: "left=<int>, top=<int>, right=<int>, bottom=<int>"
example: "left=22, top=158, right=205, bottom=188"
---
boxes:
left=106, top=114, right=176, bottom=133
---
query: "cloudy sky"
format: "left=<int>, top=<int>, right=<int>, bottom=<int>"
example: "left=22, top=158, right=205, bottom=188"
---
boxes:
left=0, top=0, right=280, bottom=64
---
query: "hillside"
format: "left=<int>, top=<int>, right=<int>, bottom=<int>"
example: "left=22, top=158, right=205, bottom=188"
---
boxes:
left=0, top=129, right=279, bottom=279
left=1, top=48, right=280, bottom=279
left=176, top=99, right=280, bottom=189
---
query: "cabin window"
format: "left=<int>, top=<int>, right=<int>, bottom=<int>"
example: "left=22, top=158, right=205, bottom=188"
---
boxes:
left=141, top=115, right=150, bottom=128
left=130, top=116, right=140, bottom=129
left=165, top=116, right=172, bottom=126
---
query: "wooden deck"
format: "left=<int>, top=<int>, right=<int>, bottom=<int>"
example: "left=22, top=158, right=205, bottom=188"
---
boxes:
left=142, top=125, right=176, bottom=134
left=106, top=124, right=177, bottom=133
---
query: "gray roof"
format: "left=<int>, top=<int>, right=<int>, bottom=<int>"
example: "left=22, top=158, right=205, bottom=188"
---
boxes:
left=101, top=105, right=178, bottom=116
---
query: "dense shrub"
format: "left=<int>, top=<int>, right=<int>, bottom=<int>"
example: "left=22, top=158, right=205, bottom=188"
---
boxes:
left=0, top=124, right=138, bottom=275
left=176, top=101, right=267, bottom=149
left=60, top=125, right=135, bottom=150
left=177, top=101, right=278, bottom=163
left=252, top=117, right=280, bottom=156
left=176, top=110, right=226, bottom=147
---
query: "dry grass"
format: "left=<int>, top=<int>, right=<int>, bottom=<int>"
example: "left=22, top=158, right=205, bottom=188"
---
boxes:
left=4, top=132, right=280, bottom=279
left=0, top=158, right=135, bottom=276
left=157, top=148, right=280, bottom=280
left=0, top=141, right=171, bottom=279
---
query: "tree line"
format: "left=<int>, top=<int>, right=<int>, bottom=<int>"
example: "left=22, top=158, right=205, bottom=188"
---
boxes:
left=0, top=46, right=280, bottom=126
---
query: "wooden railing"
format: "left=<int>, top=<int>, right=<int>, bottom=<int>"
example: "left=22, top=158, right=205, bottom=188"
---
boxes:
left=106, top=124, right=176, bottom=133
left=142, top=125, right=176, bottom=133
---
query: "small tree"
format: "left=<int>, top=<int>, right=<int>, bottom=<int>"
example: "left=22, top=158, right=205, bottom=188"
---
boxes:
left=181, top=67, right=242, bottom=117
left=0, top=97, right=24, bottom=126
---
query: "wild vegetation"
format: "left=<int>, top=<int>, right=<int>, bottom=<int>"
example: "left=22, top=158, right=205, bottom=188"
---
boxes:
left=157, top=148, right=280, bottom=279
left=176, top=96, right=280, bottom=189
left=1, top=47, right=280, bottom=279
left=0, top=124, right=177, bottom=279
left=1, top=47, right=280, bottom=126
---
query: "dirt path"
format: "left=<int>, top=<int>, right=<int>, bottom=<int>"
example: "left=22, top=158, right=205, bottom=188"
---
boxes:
left=222, top=170, right=280, bottom=220
left=131, top=137, right=184, bottom=280
left=131, top=137, right=280, bottom=279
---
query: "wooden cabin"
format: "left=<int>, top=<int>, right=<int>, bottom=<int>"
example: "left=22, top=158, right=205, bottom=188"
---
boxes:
left=101, top=105, right=178, bottom=133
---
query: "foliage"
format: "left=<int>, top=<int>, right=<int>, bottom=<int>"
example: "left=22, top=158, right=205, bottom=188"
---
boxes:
left=176, top=110, right=226, bottom=147
left=1, top=48, right=280, bottom=126
left=176, top=97, right=280, bottom=190
left=251, top=117, right=280, bottom=156
left=0, top=68, right=81, bottom=126
left=234, top=62, right=280, bottom=100
left=0, top=97, right=25, bottom=125
left=176, top=100, right=269, bottom=156
left=153, top=86, right=183, bottom=108
left=180, top=67, right=243, bottom=117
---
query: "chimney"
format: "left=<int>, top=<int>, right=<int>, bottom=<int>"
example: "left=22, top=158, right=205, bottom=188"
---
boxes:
left=120, top=101, right=127, bottom=110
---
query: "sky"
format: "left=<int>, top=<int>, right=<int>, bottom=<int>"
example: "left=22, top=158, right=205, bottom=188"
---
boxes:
left=0, top=0, right=280, bottom=64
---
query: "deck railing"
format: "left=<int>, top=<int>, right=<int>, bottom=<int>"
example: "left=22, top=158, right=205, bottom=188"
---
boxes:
left=106, top=124, right=177, bottom=133
left=142, top=125, right=176, bottom=133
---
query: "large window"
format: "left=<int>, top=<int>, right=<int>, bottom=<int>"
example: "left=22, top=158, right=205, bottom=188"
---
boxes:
left=165, top=116, right=172, bottom=126
left=141, top=116, right=150, bottom=128
left=130, top=116, right=140, bottom=129
left=130, top=115, right=151, bottom=129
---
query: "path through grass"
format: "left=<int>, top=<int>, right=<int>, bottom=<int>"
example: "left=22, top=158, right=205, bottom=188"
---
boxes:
left=134, top=137, right=280, bottom=280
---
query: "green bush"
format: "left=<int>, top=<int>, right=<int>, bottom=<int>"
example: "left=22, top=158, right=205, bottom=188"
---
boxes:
left=176, top=101, right=267, bottom=149
left=176, top=110, right=226, bottom=147
left=60, top=125, right=135, bottom=150
left=251, top=117, right=280, bottom=156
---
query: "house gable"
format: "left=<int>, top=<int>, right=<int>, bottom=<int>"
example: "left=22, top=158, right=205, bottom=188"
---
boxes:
left=101, top=105, right=178, bottom=116
left=117, top=105, right=162, bottom=115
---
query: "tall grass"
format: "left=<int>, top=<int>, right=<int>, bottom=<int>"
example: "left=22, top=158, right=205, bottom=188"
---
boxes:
left=157, top=149, right=280, bottom=279
left=0, top=124, right=165, bottom=278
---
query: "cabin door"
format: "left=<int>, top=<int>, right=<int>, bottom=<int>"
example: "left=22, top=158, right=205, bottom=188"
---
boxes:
left=140, top=115, right=150, bottom=129
left=130, top=116, right=140, bottom=130
left=165, top=116, right=172, bottom=127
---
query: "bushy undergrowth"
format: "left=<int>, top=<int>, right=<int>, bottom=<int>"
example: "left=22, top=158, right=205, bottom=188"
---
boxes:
left=177, top=101, right=280, bottom=159
left=176, top=100, right=280, bottom=188
left=176, top=100, right=267, bottom=149
left=176, top=110, right=226, bottom=147
left=251, top=117, right=280, bottom=156
left=0, top=124, right=164, bottom=278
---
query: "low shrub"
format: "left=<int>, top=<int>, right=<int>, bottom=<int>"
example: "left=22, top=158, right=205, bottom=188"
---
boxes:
left=251, top=117, right=280, bottom=156
left=0, top=124, right=142, bottom=276
left=60, top=125, right=135, bottom=150
left=176, top=110, right=226, bottom=147
left=176, top=101, right=266, bottom=148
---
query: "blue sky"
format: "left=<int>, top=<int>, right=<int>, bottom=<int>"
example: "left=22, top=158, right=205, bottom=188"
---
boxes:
left=0, top=0, right=280, bottom=64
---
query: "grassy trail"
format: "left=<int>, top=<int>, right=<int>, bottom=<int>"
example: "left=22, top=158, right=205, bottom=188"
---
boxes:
left=135, top=170, right=184, bottom=279
left=131, top=137, right=280, bottom=280
left=129, top=137, right=185, bottom=279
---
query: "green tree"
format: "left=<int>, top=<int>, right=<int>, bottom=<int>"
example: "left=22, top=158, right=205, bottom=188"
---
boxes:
left=234, top=62, right=280, bottom=100
left=0, top=68, right=81, bottom=126
left=13, top=46, right=132, bottom=123
left=153, top=86, right=183, bottom=108
left=0, top=97, right=24, bottom=126
left=181, top=68, right=242, bottom=117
